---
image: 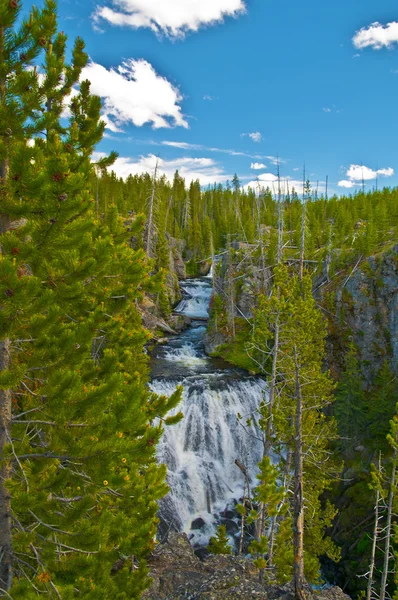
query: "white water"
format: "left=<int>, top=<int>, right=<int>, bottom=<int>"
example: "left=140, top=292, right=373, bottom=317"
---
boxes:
left=163, top=343, right=208, bottom=366
left=150, top=272, right=266, bottom=546
left=174, top=280, right=212, bottom=319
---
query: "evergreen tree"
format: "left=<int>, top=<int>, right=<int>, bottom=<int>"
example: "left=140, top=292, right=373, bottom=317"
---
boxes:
left=334, top=344, right=367, bottom=453
left=0, top=2, right=182, bottom=597
left=208, top=525, right=232, bottom=555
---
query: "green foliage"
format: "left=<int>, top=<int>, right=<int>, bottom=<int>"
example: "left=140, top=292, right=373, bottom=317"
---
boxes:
left=334, top=344, right=367, bottom=453
left=207, top=525, right=232, bottom=555
left=0, top=2, right=182, bottom=597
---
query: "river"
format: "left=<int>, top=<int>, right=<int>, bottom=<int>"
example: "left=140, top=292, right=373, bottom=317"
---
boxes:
left=150, top=269, right=266, bottom=548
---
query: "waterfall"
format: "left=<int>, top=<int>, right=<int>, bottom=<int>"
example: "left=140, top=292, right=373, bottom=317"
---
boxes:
left=174, top=279, right=212, bottom=319
left=150, top=272, right=267, bottom=546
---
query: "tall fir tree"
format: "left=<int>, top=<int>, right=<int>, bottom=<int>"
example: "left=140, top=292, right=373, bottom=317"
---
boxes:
left=0, top=2, right=182, bottom=597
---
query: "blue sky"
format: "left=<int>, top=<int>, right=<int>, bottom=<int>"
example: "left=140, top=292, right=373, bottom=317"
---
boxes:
left=55, top=0, right=398, bottom=195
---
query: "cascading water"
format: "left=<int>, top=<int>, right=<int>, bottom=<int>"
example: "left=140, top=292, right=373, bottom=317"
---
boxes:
left=150, top=270, right=266, bottom=547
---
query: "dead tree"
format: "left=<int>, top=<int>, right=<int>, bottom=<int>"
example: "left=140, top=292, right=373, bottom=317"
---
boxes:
left=145, top=161, right=159, bottom=258
left=380, top=444, right=397, bottom=600
left=299, top=168, right=307, bottom=282
left=293, top=350, right=305, bottom=600
left=367, top=453, right=382, bottom=600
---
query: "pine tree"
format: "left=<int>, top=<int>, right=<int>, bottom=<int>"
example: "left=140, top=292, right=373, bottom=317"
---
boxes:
left=277, top=272, right=339, bottom=596
left=0, top=2, right=182, bottom=597
left=334, top=344, right=367, bottom=453
left=208, top=525, right=232, bottom=555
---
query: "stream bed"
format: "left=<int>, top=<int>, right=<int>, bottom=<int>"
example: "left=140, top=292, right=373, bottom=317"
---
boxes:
left=150, top=273, right=266, bottom=548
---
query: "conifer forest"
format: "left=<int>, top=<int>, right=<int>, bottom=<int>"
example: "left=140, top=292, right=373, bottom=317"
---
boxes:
left=0, top=1, right=397, bottom=599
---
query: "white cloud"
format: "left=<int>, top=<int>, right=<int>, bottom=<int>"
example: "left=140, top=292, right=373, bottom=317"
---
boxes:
left=377, top=167, right=394, bottom=177
left=93, top=0, right=246, bottom=38
left=338, top=180, right=357, bottom=189
left=244, top=173, right=323, bottom=196
left=161, top=141, right=201, bottom=150
left=159, top=140, right=277, bottom=161
left=241, top=131, right=262, bottom=143
left=346, top=164, right=394, bottom=181
left=203, top=95, right=216, bottom=101
left=338, top=164, right=394, bottom=188
left=353, top=21, right=398, bottom=50
left=323, top=107, right=332, bottom=113
left=96, top=153, right=230, bottom=185
left=249, top=132, right=262, bottom=143
left=81, top=59, right=187, bottom=131
left=251, top=162, right=266, bottom=170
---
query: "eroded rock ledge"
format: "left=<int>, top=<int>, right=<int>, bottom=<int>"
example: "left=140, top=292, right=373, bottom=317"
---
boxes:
left=143, top=533, right=350, bottom=600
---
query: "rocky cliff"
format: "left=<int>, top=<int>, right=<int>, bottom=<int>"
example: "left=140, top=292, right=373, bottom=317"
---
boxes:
left=143, top=533, right=350, bottom=600
left=319, top=244, right=398, bottom=383
left=205, top=245, right=398, bottom=382
left=139, top=235, right=190, bottom=337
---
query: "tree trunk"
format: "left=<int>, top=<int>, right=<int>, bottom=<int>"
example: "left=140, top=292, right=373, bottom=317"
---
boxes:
left=299, top=198, right=306, bottom=282
left=145, top=162, right=158, bottom=258
left=367, top=453, right=381, bottom=600
left=0, top=339, right=12, bottom=592
left=380, top=448, right=397, bottom=600
left=0, top=53, right=12, bottom=587
left=227, top=246, right=235, bottom=339
left=293, top=354, right=305, bottom=600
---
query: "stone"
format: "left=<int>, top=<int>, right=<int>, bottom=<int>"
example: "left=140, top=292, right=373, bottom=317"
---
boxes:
left=143, top=533, right=352, bottom=600
left=191, top=517, right=206, bottom=530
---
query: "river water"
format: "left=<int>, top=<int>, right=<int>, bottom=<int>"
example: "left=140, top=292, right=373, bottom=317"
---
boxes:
left=150, top=271, right=266, bottom=547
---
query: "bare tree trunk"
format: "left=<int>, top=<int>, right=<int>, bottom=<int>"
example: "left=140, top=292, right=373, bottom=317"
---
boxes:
left=0, top=340, right=11, bottom=593
left=145, top=161, right=158, bottom=258
left=299, top=170, right=306, bottom=282
left=380, top=448, right=397, bottom=600
left=367, top=452, right=382, bottom=600
left=293, top=353, right=305, bottom=600
left=239, top=480, right=247, bottom=556
left=277, top=163, right=284, bottom=265
left=227, top=241, right=235, bottom=339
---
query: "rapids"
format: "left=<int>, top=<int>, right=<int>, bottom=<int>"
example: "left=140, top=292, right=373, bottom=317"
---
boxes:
left=150, top=271, right=266, bottom=546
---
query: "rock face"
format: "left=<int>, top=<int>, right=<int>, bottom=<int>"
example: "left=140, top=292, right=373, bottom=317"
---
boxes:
left=206, top=245, right=398, bottom=383
left=139, top=236, right=190, bottom=336
left=143, top=533, right=351, bottom=600
left=320, top=244, right=398, bottom=382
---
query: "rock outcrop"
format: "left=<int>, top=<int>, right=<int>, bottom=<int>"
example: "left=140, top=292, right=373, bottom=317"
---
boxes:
left=143, top=533, right=350, bottom=600
left=319, top=244, right=398, bottom=382
left=139, top=235, right=190, bottom=336
left=205, top=244, right=398, bottom=383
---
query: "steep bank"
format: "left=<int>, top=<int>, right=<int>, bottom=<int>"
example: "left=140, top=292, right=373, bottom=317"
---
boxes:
left=205, top=245, right=398, bottom=381
left=143, top=533, right=350, bottom=600
left=138, top=235, right=212, bottom=337
left=318, top=243, right=398, bottom=383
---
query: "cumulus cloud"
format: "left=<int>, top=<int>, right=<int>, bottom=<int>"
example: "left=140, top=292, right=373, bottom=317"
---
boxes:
left=353, top=21, right=398, bottom=50
left=377, top=167, right=394, bottom=177
left=93, top=0, right=246, bottom=38
left=338, top=180, right=357, bottom=189
left=81, top=59, right=187, bottom=131
left=93, top=153, right=230, bottom=185
left=338, top=164, right=394, bottom=188
left=251, top=162, right=266, bottom=170
left=346, top=164, right=394, bottom=181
